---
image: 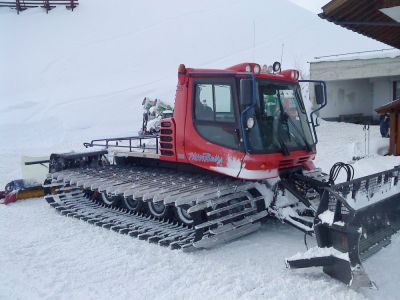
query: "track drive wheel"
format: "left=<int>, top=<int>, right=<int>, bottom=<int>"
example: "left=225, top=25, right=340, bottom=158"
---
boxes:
left=84, top=190, right=94, bottom=199
left=100, top=193, right=122, bottom=206
left=147, top=201, right=171, bottom=219
left=122, top=197, right=143, bottom=212
left=174, top=205, right=194, bottom=226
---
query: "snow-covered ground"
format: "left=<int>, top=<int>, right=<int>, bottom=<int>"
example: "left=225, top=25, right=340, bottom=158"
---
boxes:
left=1, top=121, right=400, bottom=300
left=0, top=200, right=364, bottom=300
left=2, top=0, right=400, bottom=299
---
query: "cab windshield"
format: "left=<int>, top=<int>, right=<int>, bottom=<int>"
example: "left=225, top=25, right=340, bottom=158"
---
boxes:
left=246, top=80, right=314, bottom=154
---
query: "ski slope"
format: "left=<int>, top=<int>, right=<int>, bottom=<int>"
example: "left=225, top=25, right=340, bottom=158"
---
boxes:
left=1, top=121, right=400, bottom=300
left=1, top=0, right=400, bottom=299
left=0, top=0, right=385, bottom=186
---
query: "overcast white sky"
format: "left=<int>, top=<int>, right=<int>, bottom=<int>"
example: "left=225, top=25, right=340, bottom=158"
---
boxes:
left=290, top=0, right=329, bottom=13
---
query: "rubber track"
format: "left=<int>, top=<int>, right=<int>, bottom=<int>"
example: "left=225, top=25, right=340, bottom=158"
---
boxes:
left=45, top=190, right=196, bottom=250
left=44, top=165, right=268, bottom=250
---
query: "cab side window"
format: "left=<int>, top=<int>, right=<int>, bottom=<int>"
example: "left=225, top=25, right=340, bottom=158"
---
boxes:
left=195, top=84, right=214, bottom=121
left=193, top=79, right=239, bottom=150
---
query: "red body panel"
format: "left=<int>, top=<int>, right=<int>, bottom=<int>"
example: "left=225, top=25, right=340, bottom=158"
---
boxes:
left=159, top=63, right=316, bottom=180
left=183, top=76, right=245, bottom=177
left=240, top=151, right=316, bottom=179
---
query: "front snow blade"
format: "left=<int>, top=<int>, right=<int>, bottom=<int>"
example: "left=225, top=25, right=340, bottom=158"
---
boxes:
left=288, top=166, right=400, bottom=288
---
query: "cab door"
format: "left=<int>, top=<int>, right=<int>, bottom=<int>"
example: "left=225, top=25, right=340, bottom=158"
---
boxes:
left=184, top=77, right=245, bottom=178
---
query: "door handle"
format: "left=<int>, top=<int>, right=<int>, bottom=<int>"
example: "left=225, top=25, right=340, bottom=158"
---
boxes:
left=234, top=128, right=242, bottom=143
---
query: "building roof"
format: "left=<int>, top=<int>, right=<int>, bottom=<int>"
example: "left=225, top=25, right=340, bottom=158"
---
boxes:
left=312, top=49, right=400, bottom=63
left=320, top=0, right=400, bottom=49
left=376, top=99, right=400, bottom=113
left=310, top=54, right=400, bottom=81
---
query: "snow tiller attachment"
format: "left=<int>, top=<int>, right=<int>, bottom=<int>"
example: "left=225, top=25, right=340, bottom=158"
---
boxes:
left=286, top=166, right=400, bottom=288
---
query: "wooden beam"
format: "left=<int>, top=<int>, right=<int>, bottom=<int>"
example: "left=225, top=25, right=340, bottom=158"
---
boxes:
left=322, top=0, right=350, bottom=15
left=380, top=0, right=400, bottom=9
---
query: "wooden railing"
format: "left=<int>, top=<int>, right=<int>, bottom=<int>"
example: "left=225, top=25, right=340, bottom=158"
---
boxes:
left=0, top=0, right=79, bottom=14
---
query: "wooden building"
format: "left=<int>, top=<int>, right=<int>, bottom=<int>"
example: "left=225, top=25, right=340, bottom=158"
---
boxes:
left=319, top=0, right=400, bottom=49
left=376, top=99, right=400, bottom=155
left=316, top=0, right=400, bottom=124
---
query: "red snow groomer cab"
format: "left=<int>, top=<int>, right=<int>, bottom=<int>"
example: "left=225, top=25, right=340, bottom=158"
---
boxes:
left=159, top=63, right=317, bottom=180
left=42, top=62, right=400, bottom=289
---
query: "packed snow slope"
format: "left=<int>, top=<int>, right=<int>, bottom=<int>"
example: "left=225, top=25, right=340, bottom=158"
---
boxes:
left=1, top=2, right=399, bottom=299
left=1, top=121, right=400, bottom=300
left=0, top=0, right=384, bottom=185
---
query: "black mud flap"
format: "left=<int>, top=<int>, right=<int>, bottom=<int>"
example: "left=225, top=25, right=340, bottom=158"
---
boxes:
left=287, top=166, right=400, bottom=288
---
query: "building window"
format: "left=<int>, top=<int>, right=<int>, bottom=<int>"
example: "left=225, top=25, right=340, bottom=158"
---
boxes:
left=394, top=81, right=400, bottom=100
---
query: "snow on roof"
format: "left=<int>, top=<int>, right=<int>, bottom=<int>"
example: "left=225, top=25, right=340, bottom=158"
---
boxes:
left=311, top=48, right=400, bottom=63
left=380, top=6, right=400, bottom=22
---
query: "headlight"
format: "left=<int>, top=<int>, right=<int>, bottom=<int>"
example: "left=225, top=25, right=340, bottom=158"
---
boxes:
left=245, top=64, right=251, bottom=72
left=253, top=65, right=260, bottom=74
left=273, top=62, right=281, bottom=73
left=247, top=117, right=255, bottom=129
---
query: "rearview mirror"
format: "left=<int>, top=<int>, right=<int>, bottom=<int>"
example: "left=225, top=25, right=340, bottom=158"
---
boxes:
left=264, top=85, right=277, bottom=96
left=314, top=84, right=325, bottom=105
left=240, top=78, right=253, bottom=106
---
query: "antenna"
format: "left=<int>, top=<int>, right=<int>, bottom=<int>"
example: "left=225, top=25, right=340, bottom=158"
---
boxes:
left=280, top=43, right=285, bottom=67
left=253, top=20, right=256, bottom=61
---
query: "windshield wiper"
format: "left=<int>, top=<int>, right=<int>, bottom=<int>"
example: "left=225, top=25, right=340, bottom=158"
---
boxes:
left=283, top=111, right=312, bottom=152
left=274, top=93, right=291, bottom=156
left=277, top=113, right=290, bottom=156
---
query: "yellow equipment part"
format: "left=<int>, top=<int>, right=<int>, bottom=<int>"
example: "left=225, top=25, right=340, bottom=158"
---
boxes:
left=16, top=187, right=44, bottom=200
